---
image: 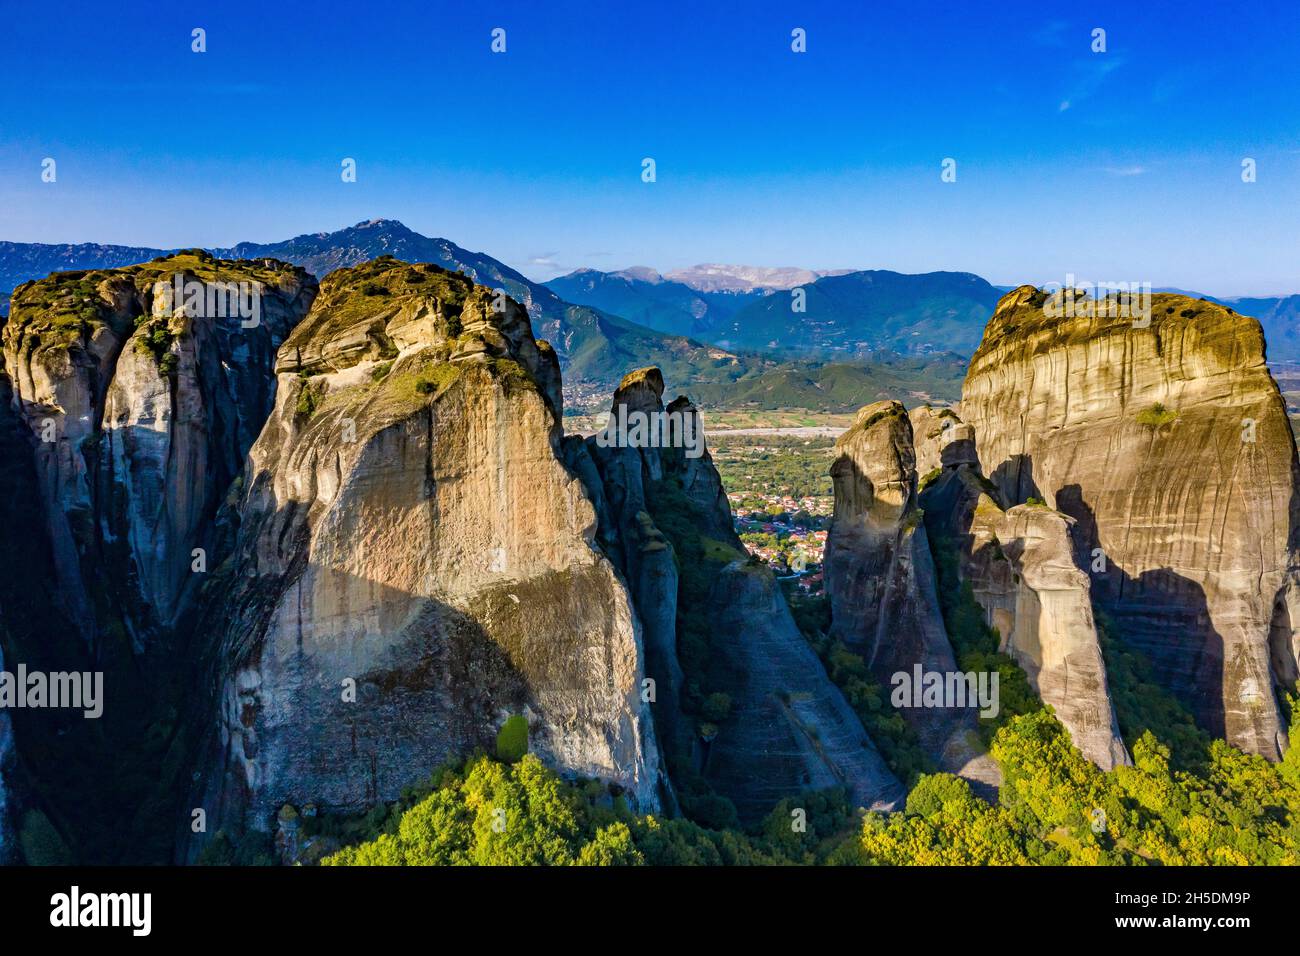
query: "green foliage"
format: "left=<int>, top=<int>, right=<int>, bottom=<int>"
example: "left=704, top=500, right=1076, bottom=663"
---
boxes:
left=495, top=715, right=529, bottom=763
left=295, top=379, right=322, bottom=419
left=921, top=517, right=1042, bottom=742
left=639, top=477, right=754, bottom=827
left=855, top=404, right=904, bottom=432
left=685, top=357, right=968, bottom=413
left=576, top=822, right=644, bottom=866
left=321, top=752, right=856, bottom=867
left=863, top=707, right=1300, bottom=865
left=132, top=315, right=176, bottom=370
left=1094, top=608, right=1208, bottom=769
left=1136, top=402, right=1178, bottom=428
left=862, top=772, right=1036, bottom=865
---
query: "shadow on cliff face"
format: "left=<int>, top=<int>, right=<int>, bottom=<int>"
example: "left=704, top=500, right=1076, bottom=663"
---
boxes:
left=0, top=375, right=210, bottom=864
left=990, top=453, right=1042, bottom=504
left=184, top=479, right=660, bottom=858
left=1054, top=483, right=1226, bottom=739
left=192, top=560, right=535, bottom=852
left=0, top=407, right=548, bottom=864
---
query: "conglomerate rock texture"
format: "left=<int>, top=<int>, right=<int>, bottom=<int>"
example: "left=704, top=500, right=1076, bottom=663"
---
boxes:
left=582, top=368, right=903, bottom=823
left=922, top=456, right=1129, bottom=770
left=825, top=401, right=1001, bottom=789
left=962, top=285, right=1300, bottom=758
left=198, top=259, right=662, bottom=836
left=1, top=254, right=316, bottom=649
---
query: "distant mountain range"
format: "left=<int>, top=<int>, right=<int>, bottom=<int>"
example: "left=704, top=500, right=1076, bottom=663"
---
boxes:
left=4, top=221, right=1296, bottom=405
left=702, top=269, right=1004, bottom=357
left=547, top=267, right=766, bottom=340
left=548, top=266, right=1007, bottom=356
left=662, top=263, right=850, bottom=292
left=0, top=221, right=966, bottom=408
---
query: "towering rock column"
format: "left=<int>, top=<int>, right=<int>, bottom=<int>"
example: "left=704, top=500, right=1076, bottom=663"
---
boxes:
left=920, top=432, right=1129, bottom=769
left=2, top=255, right=316, bottom=649
left=825, top=401, right=1001, bottom=789
left=962, top=286, right=1300, bottom=758
left=199, top=260, right=662, bottom=837
left=582, top=368, right=904, bottom=823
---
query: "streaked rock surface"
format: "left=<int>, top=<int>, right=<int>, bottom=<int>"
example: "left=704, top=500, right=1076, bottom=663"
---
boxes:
left=200, top=260, right=662, bottom=835
left=963, top=286, right=1300, bottom=757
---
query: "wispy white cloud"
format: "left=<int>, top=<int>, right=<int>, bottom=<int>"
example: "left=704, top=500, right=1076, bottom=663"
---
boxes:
left=1102, top=165, right=1147, bottom=176
left=1059, top=54, right=1126, bottom=112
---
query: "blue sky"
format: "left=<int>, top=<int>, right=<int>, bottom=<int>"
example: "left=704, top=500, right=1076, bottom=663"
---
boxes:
left=1, top=0, right=1297, bottom=295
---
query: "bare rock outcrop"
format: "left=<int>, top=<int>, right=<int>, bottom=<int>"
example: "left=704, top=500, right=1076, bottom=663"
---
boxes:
left=825, top=401, right=1000, bottom=791
left=909, top=405, right=965, bottom=477
left=962, top=286, right=1300, bottom=757
left=923, top=457, right=1129, bottom=768
left=199, top=259, right=661, bottom=836
left=703, top=561, right=905, bottom=820
left=2, top=254, right=316, bottom=648
left=581, top=369, right=903, bottom=822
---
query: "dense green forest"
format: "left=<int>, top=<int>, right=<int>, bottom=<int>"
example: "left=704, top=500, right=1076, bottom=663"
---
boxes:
left=312, top=700, right=1300, bottom=866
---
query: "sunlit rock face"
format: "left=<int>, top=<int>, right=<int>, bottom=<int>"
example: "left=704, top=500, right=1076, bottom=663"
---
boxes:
left=922, top=454, right=1129, bottom=770
left=1, top=255, right=316, bottom=649
left=199, top=260, right=661, bottom=838
left=909, top=405, right=972, bottom=476
left=962, top=285, right=1300, bottom=758
left=826, top=401, right=1001, bottom=792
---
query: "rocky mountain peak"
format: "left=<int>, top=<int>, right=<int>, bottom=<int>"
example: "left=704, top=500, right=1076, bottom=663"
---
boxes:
left=831, top=400, right=915, bottom=529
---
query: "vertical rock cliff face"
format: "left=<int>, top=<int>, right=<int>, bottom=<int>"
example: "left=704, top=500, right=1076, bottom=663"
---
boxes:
left=701, top=560, right=906, bottom=819
left=922, top=455, right=1129, bottom=769
left=825, top=402, right=999, bottom=789
left=1, top=255, right=316, bottom=649
left=581, top=368, right=903, bottom=822
left=963, top=286, right=1300, bottom=757
left=202, top=260, right=661, bottom=835
left=909, top=405, right=964, bottom=477
left=575, top=368, right=687, bottom=768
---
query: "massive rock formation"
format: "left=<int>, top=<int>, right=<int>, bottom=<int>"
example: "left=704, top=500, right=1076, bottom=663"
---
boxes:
left=962, top=286, right=1300, bottom=757
left=199, top=259, right=662, bottom=836
left=825, top=402, right=1000, bottom=788
left=921, top=454, right=1129, bottom=769
left=702, top=559, right=906, bottom=820
left=2, top=254, right=316, bottom=649
left=581, top=369, right=903, bottom=823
